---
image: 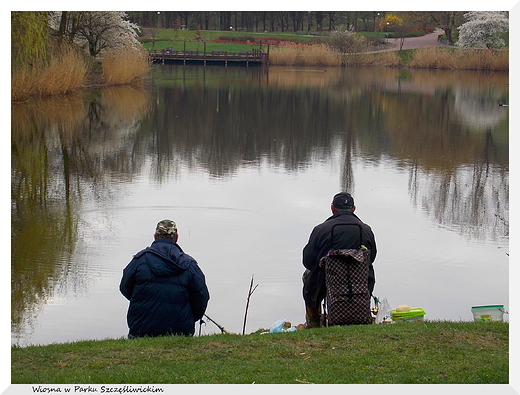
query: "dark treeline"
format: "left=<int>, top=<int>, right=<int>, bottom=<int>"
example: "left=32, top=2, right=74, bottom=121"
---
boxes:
left=128, top=11, right=388, bottom=32
left=127, top=11, right=467, bottom=42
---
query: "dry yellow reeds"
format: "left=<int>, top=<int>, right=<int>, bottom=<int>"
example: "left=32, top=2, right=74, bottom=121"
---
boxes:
left=270, top=43, right=341, bottom=67
left=456, top=48, right=508, bottom=71
left=409, top=47, right=508, bottom=71
left=408, top=47, right=454, bottom=69
left=11, top=46, right=89, bottom=102
left=269, top=45, right=300, bottom=66
left=101, top=46, right=152, bottom=85
left=270, top=43, right=404, bottom=68
left=270, top=43, right=508, bottom=71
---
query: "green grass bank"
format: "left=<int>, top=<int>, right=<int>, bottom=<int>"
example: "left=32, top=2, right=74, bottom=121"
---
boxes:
left=12, top=321, right=508, bottom=384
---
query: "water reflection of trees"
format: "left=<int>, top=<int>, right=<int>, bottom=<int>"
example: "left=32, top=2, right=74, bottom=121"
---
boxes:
left=146, top=84, right=347, bottom=178
left=11, top=86, right=152, bottom=339
left=12, top=95, right=84, bottom=339
left=407, top=127, right=508, bottom=241
left=376, top=72, right=508, bottom=241
left=136, top=67, right=509, bottom=242
left=11, top=68, right=508, bottom=338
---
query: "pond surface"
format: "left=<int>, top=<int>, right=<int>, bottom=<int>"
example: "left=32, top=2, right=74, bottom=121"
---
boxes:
left=11, top=65, right=509, bottom=346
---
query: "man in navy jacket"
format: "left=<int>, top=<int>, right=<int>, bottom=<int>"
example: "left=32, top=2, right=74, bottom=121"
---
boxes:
left=120, top=220, right=210, bottom=337
left=302, top=192, right=376, bottom=328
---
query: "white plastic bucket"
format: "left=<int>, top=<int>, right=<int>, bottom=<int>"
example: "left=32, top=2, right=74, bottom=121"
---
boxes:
left=471, top=305, right=505, bottom=322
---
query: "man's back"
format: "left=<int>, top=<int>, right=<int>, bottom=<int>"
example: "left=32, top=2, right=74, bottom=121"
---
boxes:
left=120, top=220, right=209, bottom=338
left=303, top=211, right=376, bottom=272
left=301, top=193, right=377, bottom=328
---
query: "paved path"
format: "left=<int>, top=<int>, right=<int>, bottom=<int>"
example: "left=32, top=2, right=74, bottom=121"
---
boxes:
left=383, top=28, right=450, bottom=50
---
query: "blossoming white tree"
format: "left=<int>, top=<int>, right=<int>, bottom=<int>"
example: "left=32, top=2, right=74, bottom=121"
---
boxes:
left=457, top=11, right=509, bottom=48
left=49, top=11, right=141, bottom=57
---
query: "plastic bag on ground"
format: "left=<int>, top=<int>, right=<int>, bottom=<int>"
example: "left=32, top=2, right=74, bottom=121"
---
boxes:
left=270, top=318, right=297, bottom=333
left=376, top=298, right=393, bottom=324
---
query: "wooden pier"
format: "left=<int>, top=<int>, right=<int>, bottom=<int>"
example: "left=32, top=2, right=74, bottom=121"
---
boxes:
left=150, top=44, right=268, bottom=67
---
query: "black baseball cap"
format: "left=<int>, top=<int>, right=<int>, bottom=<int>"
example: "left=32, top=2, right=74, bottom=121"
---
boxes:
left=332, top=192, right=354, bottom=209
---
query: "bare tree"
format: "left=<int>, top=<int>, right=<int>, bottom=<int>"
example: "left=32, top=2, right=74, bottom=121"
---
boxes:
left=429, top=11, right=465, bottom=44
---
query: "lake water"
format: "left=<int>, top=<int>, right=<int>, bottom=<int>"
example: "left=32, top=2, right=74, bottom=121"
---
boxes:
left=11, top=65, right=509, bottom=346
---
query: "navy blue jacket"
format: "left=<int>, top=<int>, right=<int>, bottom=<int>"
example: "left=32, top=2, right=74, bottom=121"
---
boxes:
left=120, top=239, right=209, bottom=337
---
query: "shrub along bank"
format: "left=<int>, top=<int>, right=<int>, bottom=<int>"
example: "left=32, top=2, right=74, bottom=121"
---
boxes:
left=11, top=321, right=508, bottom=384
left=12, top=29, right=508, bottom=102
left=11, top=44, right=152, bottom=102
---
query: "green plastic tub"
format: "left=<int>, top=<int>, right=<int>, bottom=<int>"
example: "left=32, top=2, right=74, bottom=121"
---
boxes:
left=391, top=308, right=426, bottom=322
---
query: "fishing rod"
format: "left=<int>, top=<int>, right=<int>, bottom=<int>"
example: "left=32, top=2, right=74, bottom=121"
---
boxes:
left=202, top=314, right=231, bottom=334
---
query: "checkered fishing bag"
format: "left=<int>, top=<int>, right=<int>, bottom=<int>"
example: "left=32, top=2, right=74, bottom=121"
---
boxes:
left=320, top=223, right=372, bottom=326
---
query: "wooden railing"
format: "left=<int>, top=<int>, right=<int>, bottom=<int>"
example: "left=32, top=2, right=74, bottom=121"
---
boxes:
left=150, top=46, right=268, bottom=66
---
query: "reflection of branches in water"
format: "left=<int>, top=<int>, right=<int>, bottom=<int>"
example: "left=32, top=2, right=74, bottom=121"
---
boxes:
left=11, top=87, right=152, bottom=343
left=11, top=205, right=83, bottom=342
left=407, top=125, right=508, bottom=241
left=339, top=135, right=354, bottom=192
left=144, top=86, right=347, bottom=180
left=408, top=161, right=420, bottom=208
left=144, top=67, right=508, bottom=184
left=410, top=162, right=508, bottom=241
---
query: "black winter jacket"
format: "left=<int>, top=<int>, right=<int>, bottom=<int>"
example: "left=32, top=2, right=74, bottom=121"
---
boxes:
left=120, top=239, right=210, bottom=337
left=302, top=212, right=376, bottom=307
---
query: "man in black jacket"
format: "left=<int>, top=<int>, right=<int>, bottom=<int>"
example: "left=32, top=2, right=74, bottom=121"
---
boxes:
left=120, top=219, right=210, bottom=337
left=302, top=192, right=376, bottom=328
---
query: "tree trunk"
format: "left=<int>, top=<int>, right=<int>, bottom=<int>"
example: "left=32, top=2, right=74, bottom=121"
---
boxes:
left=444, top=28, right=453, bottom=44
left=315, top=11, right=323, bottom=31
left=58, top=11, right=68, bottom=37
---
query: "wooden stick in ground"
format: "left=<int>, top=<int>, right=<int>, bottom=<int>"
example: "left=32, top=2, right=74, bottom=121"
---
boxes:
left=242, top=275, right=258, bottom=335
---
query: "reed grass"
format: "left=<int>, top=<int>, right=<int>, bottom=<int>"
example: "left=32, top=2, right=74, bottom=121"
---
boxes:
left=12, top=44, right=153, bottom=101
left=101, top=46, right=152, bottom=85
left=270, top=43, right=402, bottom=68
left=270, top=44, right=508, bottom=71
left=11, top=46, right=89, bottom=102
left=270, top=43, right=342, bottom=67
left=409, top=47, right=509, bottom=71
